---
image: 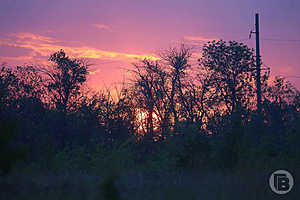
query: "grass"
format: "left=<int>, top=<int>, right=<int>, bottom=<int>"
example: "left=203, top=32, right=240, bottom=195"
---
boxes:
left=1, top=163, right=299, bottom=200
left=1, top=134, right=299, bottom=200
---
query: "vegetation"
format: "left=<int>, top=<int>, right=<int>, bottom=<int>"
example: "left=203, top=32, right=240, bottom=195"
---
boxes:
left=0, top=42, right=299, bottom=199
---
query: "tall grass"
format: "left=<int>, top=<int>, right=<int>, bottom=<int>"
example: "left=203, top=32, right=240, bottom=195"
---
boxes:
left=1, top=127, right=299, bottom=200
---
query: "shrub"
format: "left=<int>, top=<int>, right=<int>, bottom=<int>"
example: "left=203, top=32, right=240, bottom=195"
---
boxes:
left=0, top=120, right=28, bottom=176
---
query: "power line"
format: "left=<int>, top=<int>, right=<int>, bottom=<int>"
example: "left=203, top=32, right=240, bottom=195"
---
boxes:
left=236, top=38, right=251, bottom=42
left=281, top=75, right=300, bottom=79
left=261, top=38, right=300, bottom=42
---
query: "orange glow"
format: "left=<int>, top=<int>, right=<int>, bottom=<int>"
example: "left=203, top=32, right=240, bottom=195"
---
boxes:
left=136, top=109, right=159, bottom=134
left=137, top=110, right=159, bottom=121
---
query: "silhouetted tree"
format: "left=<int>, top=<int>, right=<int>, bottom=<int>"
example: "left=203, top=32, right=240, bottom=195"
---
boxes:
left=130, top=59, right=162, bottom=137
left=262, top=76, right=300, bottom=140
left=0, top=65, right=18, bottom=113
left=159, top=45, right=192, bottom=133
left=41, top=49, right=88, bottom=112
left=198, top=40, right=259, bottom=123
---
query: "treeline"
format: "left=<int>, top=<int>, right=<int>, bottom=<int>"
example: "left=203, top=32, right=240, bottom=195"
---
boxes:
left=1, top=40, right=300, bottom=175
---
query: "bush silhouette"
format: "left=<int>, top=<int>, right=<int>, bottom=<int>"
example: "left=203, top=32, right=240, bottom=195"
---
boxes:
left=0, top=120, right=27, bottom=176
left=99, top=171, right=120, bottom=200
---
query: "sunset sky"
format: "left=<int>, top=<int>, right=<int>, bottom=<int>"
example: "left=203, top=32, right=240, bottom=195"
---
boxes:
left=0, top=0, right=299, bottom=90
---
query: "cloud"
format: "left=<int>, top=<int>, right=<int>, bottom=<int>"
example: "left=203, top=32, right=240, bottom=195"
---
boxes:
left=9, top=32, right=58, bottom=43
left=0, top=55, right=34, bottom=62
left=92, top=24, right=113, bottom=32
left=184, top=36, right=219, bottom=43
left=0, top=32, right=159, bottom=64
left=191, top=52, right=202, bottom=59
left=181, top=36, right=219, bottom=61
left=89, top=69, right=101, bottom=75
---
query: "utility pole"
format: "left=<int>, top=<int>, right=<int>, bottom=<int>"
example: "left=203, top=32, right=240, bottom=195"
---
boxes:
left=250, top=13, right=262, bottom=113
left=255, top=13, right=262, bottom=114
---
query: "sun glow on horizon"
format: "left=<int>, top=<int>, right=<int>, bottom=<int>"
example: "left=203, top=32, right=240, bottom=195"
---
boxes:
left=136, top=108, right=159, bottom=134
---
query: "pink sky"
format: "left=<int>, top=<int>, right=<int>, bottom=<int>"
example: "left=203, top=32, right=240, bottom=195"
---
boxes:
left=0, top=0, right=300, bottom=91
